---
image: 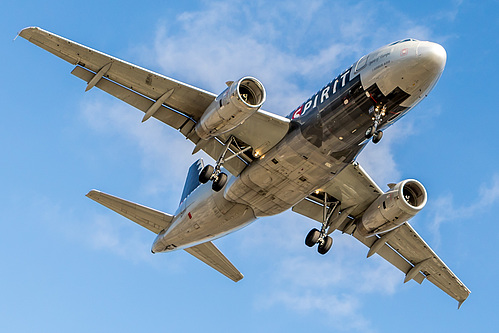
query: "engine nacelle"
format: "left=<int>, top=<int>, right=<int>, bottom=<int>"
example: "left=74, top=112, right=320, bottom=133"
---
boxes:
left=358, top=179, right=427, bottom=237
left=195, top=77, right=266, bottom=140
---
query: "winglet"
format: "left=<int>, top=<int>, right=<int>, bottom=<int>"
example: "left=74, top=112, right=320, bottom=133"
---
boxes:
left=13, top=28, right=25, bottom=41
left=457, top=289, right=471, bottom=309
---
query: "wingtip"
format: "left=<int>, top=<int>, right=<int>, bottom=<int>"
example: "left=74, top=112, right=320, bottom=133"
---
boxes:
left=17, top=26, right=40, bottom=40
left=86, top=189, right=100, bottom=198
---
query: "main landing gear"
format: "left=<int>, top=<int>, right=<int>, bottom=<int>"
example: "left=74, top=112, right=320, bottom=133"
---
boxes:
left=365, top=104, right=386, bottom=144
left=199, top=164, right=228, bottom=192
left=305, top=192, right=340, bottom=255
left=199, top=135, right=251, bottom=192
left=305, top=228, right=333, bottom=254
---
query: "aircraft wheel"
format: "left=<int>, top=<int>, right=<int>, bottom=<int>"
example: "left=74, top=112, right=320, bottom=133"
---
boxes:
left=365, top=126, right=374, bottom=139
left=212, top=172, right=228, bottom=192
left=199, top=165, right=214, bottom=183
left=372, top=130, right=383, bottom=144
left=305, top=228, right=321, bottom=247
left=318, top=236, right=333, bottom=255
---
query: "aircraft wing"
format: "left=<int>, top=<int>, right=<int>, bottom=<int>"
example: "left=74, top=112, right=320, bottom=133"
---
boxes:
left=19, top=27, right=290, bottom=176
left=86, top=190, right=174, bottom=234
left=184, top=241, right=244, bottom=282
left=292, top=162, right=471, bottom=307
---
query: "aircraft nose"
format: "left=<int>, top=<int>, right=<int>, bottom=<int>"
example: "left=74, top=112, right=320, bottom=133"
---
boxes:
left=416, top=41, right=447, bottom=74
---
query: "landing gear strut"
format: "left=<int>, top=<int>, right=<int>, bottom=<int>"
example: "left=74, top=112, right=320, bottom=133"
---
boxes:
left=365, top=104, right=386, bottom=144
left=199, top=135, right=251, bottom=192
left=305, top=192, right=340, bottom=255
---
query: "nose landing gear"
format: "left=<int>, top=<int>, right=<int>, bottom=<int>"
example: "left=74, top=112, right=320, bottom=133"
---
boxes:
left=365, top=104, right=386, bottom=144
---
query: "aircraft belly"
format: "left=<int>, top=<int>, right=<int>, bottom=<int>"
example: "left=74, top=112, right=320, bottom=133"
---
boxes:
left=224, top=128, right=352, bottom=217
left=152, top=184, right=256, bottom=252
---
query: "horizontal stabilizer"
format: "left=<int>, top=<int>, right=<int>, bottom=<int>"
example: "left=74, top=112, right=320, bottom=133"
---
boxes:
left=184, top=241, right=243, bottom=282
left=86, top=190, right=174, bottom=234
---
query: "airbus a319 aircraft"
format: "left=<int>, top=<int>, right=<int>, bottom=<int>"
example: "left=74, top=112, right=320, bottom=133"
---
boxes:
left=19, top=27, right=470, bottom=307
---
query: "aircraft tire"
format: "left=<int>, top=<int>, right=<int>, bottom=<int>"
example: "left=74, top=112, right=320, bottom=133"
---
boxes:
left=318, top=236, right=333, bottom=255
left=305, top=228, right=321, bottom=247
left=365, top=126, right=374, bottom=139
left=199, top=165, right=214, bottom=183
left=372, top=130, right=383, bottom=144
left=212, top=172, right=228, bottom=192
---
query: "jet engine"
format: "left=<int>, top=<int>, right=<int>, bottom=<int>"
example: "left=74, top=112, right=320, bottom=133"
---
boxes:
left=195, top=77, right=266, bottom=140
left=357, top=179, right=427, bottom=237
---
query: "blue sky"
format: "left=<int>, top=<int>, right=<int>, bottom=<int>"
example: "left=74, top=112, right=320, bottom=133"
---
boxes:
left=2, top=0, right=499, bottom=332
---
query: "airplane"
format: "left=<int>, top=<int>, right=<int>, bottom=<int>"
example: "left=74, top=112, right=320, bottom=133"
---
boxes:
left=19, top=27, right=470, bottom=307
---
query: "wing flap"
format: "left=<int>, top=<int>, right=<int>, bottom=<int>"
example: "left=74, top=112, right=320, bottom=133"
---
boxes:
left=348, top=228, right=426, bottom=284
left=184, top=241, right=243, bottom=282
left=386, top=223, right=470, bottom=303
left=71, top=66, right=194, bottom=132
left=19, top=27, right=216, bottom=120
left=291, top=196, right=323, bottom=222
left=86, top=190, right=173, bottom=234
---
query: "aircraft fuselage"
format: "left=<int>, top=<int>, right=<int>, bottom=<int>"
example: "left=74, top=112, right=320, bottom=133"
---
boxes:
left=152, top=39, right=447, bottom=252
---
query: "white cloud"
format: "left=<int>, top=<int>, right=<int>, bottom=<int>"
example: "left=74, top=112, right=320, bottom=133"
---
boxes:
left=88, top=213, right=153, bottom=263
left=146, top=1, right=438, bottom=116
left=433, top=0, right=464, bottom=22
left=31, top=195, right=162, bottom=265
left=80, top=96, right=200, bottom=198
left=428, top=174, right=499, bottom=246
left=238, top=211, right=401, bottom=330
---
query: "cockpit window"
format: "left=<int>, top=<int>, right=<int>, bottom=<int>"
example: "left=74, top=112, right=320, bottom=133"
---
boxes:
left=388, top=38, right=418, bottom=46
